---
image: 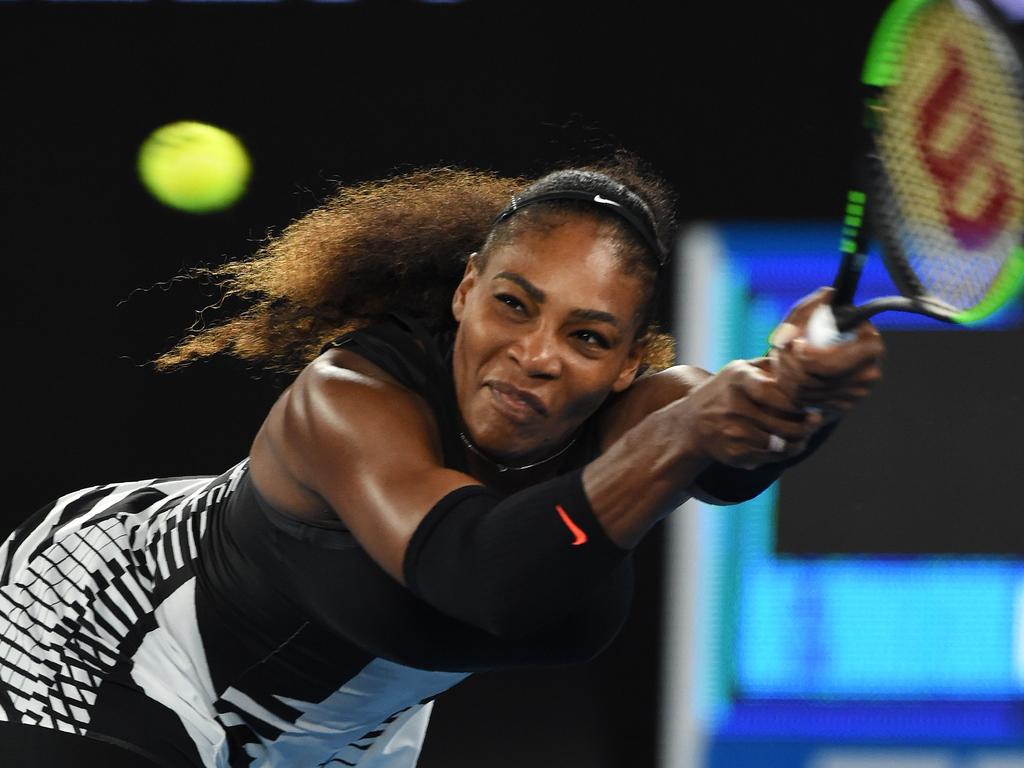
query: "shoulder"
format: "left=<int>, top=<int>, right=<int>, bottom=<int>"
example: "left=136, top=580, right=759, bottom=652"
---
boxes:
left=253, top=347, right=445, bottom=509
left=254, top=346, right=481, bottom=584
left=288, top=348, right=443, bottom=461
left=598, top=364, right=712, bottom=450
left=321, top=313, right=450, bottom=395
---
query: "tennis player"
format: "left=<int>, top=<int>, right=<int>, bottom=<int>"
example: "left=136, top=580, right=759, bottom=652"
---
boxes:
left=0, top=157, right=883, bottom=767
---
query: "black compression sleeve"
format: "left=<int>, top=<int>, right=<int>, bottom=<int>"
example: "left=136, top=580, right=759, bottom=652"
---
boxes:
left=692, top=420, right=839, bottom=504
left=402, top=469, right=629, bottom=638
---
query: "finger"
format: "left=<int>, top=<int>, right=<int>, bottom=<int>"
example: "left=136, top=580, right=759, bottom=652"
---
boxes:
left=792, top=366, right=883, bottom=399
left=770, top=348, right=864, bottom=399
left=796, top=386, right=876, bottom=407
left=769, top=322, right=801, bottom=351
left=795, top=334, right=885, bottom=375
left=724, top=433, right=811, bottom=469
left=779, top=362, right=884, bottom=398
left=770, top=287, right=834, bottom=349
left=774, top=330, right=880, bottom=376
left=732, top=398, right=824, bottom=442
left=784, top=286, right=835, bottom=327
left=767, top=435, right=810, bottom=460
left=791, top=334, right=885, bottom=380
left=817, top=387, right=877, bottom=410
left=852, top=319, right=884, bottom=342
left=731, top=366, right=807, bottom=417
left=771, top=348, right=811, bottom=399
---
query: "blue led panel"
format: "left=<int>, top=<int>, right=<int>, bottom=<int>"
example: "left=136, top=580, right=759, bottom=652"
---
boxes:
left=736, top=561, right=1023, bottom=698
left=718, top=223, right=1023, bottom=331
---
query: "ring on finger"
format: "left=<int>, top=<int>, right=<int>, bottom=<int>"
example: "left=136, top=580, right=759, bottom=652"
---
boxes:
left=767, top=434, right=787, bottom=453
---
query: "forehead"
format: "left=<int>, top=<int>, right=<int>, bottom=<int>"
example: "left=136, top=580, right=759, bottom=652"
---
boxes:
left=481, top=217, right=646, bottom=319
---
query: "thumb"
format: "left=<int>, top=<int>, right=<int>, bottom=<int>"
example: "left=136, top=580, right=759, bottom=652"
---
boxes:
left=771, top=287, right=834, bottom=348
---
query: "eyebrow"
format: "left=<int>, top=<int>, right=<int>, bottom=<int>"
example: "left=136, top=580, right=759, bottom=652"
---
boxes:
left=568, top=308, right=621, bottom=329
left=491, top=271, right=622, bottom=330
left=493, top=272, right=546, bottom=304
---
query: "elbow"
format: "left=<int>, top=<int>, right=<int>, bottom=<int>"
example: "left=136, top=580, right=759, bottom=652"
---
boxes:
left=469, top=591, right=560, bottom=639
left=406, top=569, right=559, bottom=639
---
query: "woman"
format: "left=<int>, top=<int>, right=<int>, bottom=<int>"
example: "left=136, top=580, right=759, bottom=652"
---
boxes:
left=0, top=158, right=883, bottom=767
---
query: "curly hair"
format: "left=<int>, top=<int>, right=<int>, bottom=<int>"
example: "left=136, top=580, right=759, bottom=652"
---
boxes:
left=153, top=156, right=677, bottom=377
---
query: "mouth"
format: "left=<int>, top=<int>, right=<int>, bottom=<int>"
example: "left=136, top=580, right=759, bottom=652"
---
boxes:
left=487, top=380, right=548, bottom=421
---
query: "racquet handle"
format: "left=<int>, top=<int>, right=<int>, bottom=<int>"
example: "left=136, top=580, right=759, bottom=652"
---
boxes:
left=806, top=296, right=953, bottom=347
left=805, top=304, right=858, bottom=348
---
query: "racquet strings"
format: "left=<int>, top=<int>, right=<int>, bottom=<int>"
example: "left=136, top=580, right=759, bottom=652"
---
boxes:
left=872, top=0, right=1024, bottom=318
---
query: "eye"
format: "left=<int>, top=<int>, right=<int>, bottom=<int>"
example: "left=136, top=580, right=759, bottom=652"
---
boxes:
left=495, top=293, right=526, bottom=313
left=573, top=329, right=611, bottom=349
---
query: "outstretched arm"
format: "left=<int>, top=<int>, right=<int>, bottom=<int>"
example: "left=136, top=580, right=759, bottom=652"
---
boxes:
left=685, top=287, right=888, bottom=504
left=279, top=297, right=880, bottom=636
left=279, top=348, right=811, bottom=636
left=592, top=288, right=885, bottom=515
left=585, top=358, right=822, bottom=547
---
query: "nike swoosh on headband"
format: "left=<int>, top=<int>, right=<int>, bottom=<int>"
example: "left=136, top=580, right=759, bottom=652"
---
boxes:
left=492, top=188, right=667, bottom=267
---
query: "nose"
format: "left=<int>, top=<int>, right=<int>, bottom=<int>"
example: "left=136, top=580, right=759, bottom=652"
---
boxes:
left=508, top=322, right=562, bottom=379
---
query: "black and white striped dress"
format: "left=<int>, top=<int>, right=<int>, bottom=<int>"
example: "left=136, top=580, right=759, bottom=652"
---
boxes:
left=0, top=314, right=633, bottom=767
left=1, top=460, right=472, bottom=767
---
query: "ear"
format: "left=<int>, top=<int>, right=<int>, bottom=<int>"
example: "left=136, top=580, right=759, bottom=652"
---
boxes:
left=611, top=334, right=648, bottom=393
left=451, top=252, right=481, bottom=323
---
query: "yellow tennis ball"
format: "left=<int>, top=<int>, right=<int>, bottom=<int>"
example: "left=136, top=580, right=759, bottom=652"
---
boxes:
left=138, top=121, right=252, bottom=213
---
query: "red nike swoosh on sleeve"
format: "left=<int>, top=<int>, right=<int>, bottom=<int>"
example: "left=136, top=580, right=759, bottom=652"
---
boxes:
left=556, top=505, right=588, bottom=546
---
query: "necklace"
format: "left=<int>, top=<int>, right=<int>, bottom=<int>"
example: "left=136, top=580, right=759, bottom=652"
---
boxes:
left=458, top=431, right=578, bottom=473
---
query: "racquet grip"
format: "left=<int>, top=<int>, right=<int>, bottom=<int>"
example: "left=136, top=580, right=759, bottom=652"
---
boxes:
left=805, top=304, right=857, bottom=348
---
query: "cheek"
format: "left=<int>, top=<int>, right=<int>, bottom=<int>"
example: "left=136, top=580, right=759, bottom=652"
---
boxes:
left=557, top=372, right=615, bottom=425
left=453, top=311, right=507, bottom=400
left=464, top=301, right=515, bottom=362
left=562, top=344, right=641, bottom=415
left=461, top=316, right=499, bottom=366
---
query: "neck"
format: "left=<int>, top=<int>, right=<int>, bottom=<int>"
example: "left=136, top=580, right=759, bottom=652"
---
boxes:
left=459, top=430, right=577, bottom=491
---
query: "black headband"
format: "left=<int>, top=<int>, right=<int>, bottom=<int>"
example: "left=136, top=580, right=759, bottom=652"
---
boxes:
left=492, top=188, right=667, bottom=268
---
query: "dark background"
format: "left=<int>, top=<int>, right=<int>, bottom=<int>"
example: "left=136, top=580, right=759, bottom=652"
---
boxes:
left=777, top=328, right=1024, bottom=556
left=2, top=3, right=1019, bottom=767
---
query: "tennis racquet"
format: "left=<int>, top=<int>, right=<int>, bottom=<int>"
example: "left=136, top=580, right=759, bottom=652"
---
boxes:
left=806, top=0, right=1024, bottom=346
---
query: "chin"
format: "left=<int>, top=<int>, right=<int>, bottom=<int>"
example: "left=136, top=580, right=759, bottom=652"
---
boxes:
left=469, top=423, right=532, bottom=461
left=472, top=416, right=567, bottom=464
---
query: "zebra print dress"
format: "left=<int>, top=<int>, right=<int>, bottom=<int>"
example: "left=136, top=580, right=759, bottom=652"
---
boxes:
left=0, top=459, right=469, bottom=767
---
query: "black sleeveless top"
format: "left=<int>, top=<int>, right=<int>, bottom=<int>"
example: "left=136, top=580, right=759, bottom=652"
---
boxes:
left=0, top=313, right=633, bottom=768
left=319, top=312, right=611, bottom=476
left=218, top=312, right=633, bottom=673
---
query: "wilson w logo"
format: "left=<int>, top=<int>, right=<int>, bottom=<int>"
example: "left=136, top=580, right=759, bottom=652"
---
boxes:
left=914, top=44, right=1012, bottom=251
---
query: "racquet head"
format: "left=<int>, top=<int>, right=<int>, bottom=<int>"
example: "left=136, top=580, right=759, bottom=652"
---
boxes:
left=862, top=0, right=1024, bottom=325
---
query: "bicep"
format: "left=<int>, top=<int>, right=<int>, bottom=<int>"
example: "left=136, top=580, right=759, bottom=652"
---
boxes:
left=284, top=360, right=480, bottom=584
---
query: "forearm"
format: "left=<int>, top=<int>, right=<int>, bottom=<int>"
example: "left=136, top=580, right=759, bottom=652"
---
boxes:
left=402, top=470, right=632, bottom=638
left=691, top=419, right=839, bottom=504
left=583, top=398, right=711, bottom=549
